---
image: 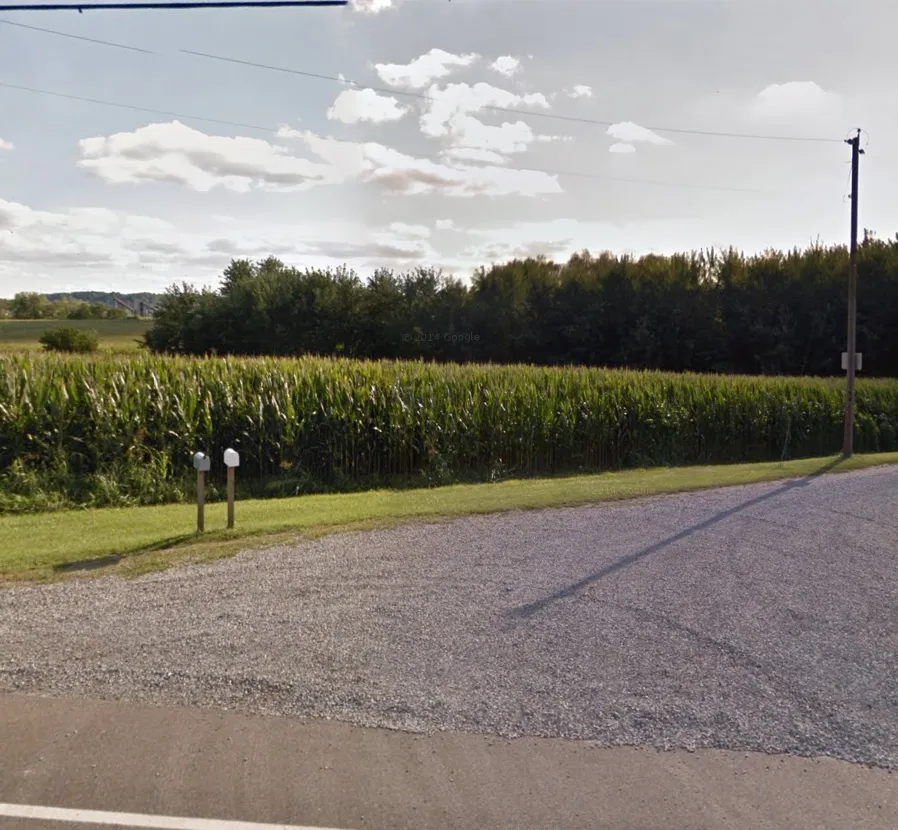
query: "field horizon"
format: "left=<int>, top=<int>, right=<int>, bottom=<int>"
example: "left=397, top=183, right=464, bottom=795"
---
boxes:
left=0, top=318, right=151, bottom=353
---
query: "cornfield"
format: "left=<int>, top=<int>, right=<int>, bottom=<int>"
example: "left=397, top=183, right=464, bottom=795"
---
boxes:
left=2, top=353, right=897, bottom=512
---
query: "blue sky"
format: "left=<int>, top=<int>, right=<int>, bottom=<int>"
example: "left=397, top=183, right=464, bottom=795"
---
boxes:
left=0, top=0, right=896, bottom=294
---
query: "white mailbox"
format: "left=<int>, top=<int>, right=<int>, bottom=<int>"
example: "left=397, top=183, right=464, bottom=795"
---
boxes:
left=193, top=451, right=211, bottom=472
left=224, top=448, right=240, bottom=468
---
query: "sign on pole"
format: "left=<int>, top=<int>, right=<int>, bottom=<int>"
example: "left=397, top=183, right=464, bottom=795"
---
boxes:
left=841, top=352, right=863, bottom=372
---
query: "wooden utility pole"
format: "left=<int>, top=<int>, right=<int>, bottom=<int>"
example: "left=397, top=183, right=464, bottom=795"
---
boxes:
left=196, top=469, right=206, bottom=532
left=842, top=129, right=863, bottom=458
left=223, top=448, right=240, bottom=530
left=226, top=466, right=235, bottom=529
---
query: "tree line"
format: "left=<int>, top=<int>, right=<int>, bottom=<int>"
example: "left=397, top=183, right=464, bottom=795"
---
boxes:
left=0, top=293, right=131, bottom=321
left=143, top=231, right=898, bottom=377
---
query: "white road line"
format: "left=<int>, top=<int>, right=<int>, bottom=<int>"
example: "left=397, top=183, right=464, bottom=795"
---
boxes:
left=0, top=803, right=353, bottom=830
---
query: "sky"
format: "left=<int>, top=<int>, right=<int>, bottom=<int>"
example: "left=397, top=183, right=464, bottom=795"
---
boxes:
left=0, top=0, right=896, bottom=295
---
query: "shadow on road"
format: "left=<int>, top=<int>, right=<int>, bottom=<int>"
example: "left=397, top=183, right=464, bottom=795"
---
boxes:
left=51, top=533, right=198, bottom=574
left=509, top=457, right=844, bottom=620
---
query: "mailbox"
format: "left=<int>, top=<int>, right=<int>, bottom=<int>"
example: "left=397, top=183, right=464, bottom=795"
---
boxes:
left=193, top=452, right=211, bottom=472
left=224, top=448, right=240, bottom=468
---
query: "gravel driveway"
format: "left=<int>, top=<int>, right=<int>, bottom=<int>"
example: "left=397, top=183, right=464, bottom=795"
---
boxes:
left=2, top=466, right=897, bottom=768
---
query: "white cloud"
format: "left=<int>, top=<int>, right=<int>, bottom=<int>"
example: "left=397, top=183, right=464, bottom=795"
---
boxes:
left=442, top=147, right=507, bottom=164
left=435, top=219, right=456, bottom=230
left=79, top=120, right=559, bottom=199
left=303, top=220, right=440, bottom=264
left=350, top=0, right=395, bottom=12
left=0, top=198, right=196, bottom=278
left=490, top=56, right=521, bottom=78
left=0, top=201, right=312, bottom=285
left=606, top=121, right=672, bottom=146
left=305, top=238, right=431, bottom=262
left=457, top=218, right=601, bottom=266
left=78, top=121, right=334, bottom=192
left=281, top=127, right=562, bottom=198
left=327, top=88, right=409, bottom=124
left=357, top=145, right=562, bottom=197
left=202, top=222, right=444, bottom=270
left=375, top=48, right=479, bottom=90
left=0, top=199, right=171, bottom=238
left=446, top=115, right=537, bottom=154
left=458, top=215, right=830, bottom=270
left=389, top=222, right=430, bottom=238
left=609, top=143, right=636, bottom=154
left=0, top=192, right=473, bottom=289
left=419, top=82, right=560, bottom=157
left=0, top=195, right=456, bottom=291
left=567, top=85, right=593, bottom=99
left=462, top=237, right=575, bottom=264
left=421, top=82, right=550, bottom=137
left=0, top=138, right=12, bottom=151
left=754, top=81, right=837, bottom=117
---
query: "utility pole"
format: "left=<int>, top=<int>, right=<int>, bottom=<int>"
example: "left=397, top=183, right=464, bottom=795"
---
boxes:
left=842, top=129, right=863, bottom=458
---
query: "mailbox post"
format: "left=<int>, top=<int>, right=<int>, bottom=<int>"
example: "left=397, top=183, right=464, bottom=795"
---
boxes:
left=224, top=448, right=240, bottom=529
left=193, top=451, right=211, bottom=533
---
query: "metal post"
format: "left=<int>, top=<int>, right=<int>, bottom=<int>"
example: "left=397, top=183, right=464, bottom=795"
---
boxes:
left=843, top=129, right=862, bottom=458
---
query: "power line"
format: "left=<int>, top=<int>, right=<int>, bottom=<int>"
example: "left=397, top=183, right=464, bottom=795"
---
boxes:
left=0, top=0, right=346, bottom=9
left=0, top=18, right=155, bottom=51
left=181, top=49, right=845, bottom=145
left=0, top=14, right=843, bottom=144
left=0, top=79, right=780, bottom=193
left=0, top=80, right=272, bottom=132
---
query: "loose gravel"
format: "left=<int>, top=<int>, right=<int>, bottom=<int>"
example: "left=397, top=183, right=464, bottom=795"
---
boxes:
left=2, top=467, right=898, bottom=768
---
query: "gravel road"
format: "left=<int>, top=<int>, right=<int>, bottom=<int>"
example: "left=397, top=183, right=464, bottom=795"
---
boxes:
left=2, top=466, right=897, bottom=769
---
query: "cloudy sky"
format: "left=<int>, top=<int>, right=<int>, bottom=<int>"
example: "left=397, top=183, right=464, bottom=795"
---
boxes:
left=0, top=0, right=895, bottom=294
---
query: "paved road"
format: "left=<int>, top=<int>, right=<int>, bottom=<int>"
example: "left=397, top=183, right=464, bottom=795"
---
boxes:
left=2, top=466, right=898, bottom=827
left=2, top=694, right=897, bottom=830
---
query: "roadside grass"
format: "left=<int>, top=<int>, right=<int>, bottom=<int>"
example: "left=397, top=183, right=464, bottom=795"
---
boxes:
left=2, top=452, right=896, bottom=584
left=0, top=318, right=151, bottom=353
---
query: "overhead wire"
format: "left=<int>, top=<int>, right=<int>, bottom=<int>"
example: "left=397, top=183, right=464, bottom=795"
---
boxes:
left=0, top=80, right=276, bottom=133
left=0, top=15, right=847, bottom=196
left=180, top=48, right=845, bottom=144
left=0, top=16, right=844, bottom=145
left=0, top=17, right=154, bottom=50
left=0, top=80, right=782, bottom=193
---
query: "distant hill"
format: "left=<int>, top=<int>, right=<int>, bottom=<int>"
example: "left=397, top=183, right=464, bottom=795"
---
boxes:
left=44, top=291, right=164, bottom=308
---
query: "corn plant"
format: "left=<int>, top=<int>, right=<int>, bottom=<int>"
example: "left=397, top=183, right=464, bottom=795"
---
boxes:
left=1, top=353, right=897, bottom=512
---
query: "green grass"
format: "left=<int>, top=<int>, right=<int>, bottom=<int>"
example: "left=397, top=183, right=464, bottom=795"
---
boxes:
left=0, top=318, right=151, bottom=352
left=2, top=452, right=895, bottom=583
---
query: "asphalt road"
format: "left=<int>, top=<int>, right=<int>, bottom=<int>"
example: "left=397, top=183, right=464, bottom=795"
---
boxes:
left=2, top=465, right=898, bottom=828
left=2, top=694, right=897, bottom=830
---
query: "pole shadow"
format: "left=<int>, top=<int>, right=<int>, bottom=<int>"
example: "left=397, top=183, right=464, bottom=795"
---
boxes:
left=509, top=458, right=844, bottom=620
left=51, top=532, right=199, bottom=574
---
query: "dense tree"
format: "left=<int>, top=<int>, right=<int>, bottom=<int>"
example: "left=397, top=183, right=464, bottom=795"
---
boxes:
left=6, top=292, right=131, bottom=321
left=10, top=292, right=51, bottom=319
left=143, top=234, right=898, bottom=377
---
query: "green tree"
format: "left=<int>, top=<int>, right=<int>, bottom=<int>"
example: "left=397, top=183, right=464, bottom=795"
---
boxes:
left=142, top=241, right=898, bottom=378
left=10, top=292, right=50, bottom=319
left=39, top=327, right=99, bottom=353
